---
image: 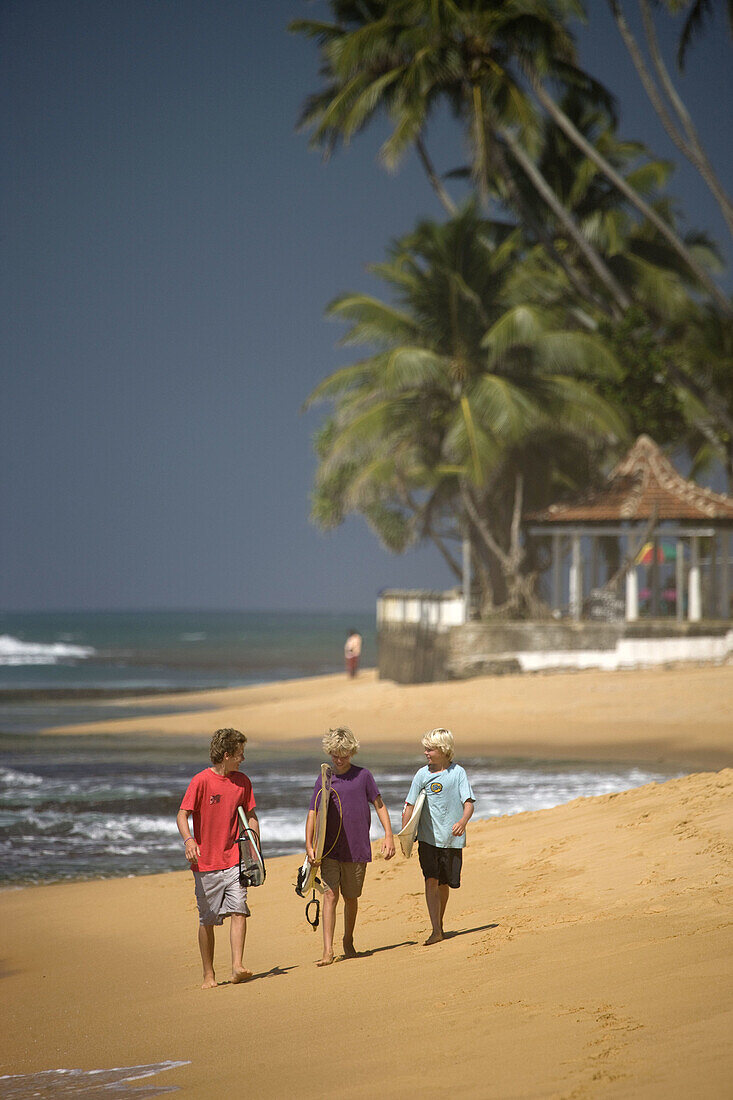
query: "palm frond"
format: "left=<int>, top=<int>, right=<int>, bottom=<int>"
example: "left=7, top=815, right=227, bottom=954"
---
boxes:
left=327, top=294, right=420, bottom=345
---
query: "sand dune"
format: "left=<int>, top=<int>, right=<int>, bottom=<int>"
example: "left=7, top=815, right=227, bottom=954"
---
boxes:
left=1, top=768, right=731, bottom=1097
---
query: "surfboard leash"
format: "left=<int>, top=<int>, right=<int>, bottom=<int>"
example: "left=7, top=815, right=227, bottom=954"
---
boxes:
left=314, top=786, right=343, bottom=860
left=303, top=787, right=343, bottom=930
left=305, top=892, right=320, bottom=930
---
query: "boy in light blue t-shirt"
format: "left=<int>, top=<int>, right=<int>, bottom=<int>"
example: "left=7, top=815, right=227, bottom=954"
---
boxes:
left=402, top=727, right=475, bottom=945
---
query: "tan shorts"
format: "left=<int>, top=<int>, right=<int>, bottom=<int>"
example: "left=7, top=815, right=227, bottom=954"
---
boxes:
left=320, top=858, right=367, bottom=899
left=193, top=865, right=250, bottom=926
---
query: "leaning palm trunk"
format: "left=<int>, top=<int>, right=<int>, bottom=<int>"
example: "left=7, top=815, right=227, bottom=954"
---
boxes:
left=606, top=0, right=733, bottom=244
left=498, top=125, right=631, bottom=316
left=529, top=74, right=732, bottom=314
left=470, top=83, right=630, bottom=316
left=415, top=136, right=457, bottom=216
left=487, top=128, right=610, bottom=315
left=639, top=0, right=733, bottom=239
left=459, top=475, right=546, bottom=618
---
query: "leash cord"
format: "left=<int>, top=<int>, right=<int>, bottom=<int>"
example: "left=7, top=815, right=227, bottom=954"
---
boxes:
left=303, top=783, right=343, bottom=929
left=313, top=786, right=343, bottom=859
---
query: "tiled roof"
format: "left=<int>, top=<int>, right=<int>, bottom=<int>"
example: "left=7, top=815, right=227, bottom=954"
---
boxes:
left=528, top=435, right=733, bottom=524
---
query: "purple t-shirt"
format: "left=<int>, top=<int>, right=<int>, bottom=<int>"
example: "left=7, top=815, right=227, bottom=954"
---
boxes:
left=308, top=765, right=380, bottom=863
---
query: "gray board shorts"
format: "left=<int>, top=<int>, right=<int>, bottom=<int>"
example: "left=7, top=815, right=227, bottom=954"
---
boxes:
left=193, top=865, right=250, bottom=926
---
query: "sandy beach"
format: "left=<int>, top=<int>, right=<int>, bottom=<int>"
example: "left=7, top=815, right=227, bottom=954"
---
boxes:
left=2, top=665, right=732, bottom=1098
left=45, top=664, right=733, bottom=770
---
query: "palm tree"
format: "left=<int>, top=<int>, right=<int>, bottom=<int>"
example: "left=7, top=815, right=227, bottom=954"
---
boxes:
left=305, top=208, right=628, bottom=612
left=292, top=0, right=730, bottom=313
left=291, top=0, right=633, bottom=316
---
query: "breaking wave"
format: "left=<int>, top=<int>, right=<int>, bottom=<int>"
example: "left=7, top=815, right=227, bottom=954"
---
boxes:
left=0, top=634, right=96, bottom=666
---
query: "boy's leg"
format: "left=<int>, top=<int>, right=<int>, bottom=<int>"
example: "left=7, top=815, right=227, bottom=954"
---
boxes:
left=339, top=862, right=366, bottom=958
left=319, top=885, right=339, bottom=966
left=342, top=896, right=358, bottom=958
left=424, top=877, right=444, bottom=944
left=198, top=923, right=217, bottom=988
left=229, top=913, right=252, bottom=983
left=439, top=883, right=449, bottom=923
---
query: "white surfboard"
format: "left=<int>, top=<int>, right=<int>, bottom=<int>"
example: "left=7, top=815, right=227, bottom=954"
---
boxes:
left=397, top=788, right=426, bottom=858
left=237, top=806, right=266, bottom=887
left=297, top=763, right=332, bottom=895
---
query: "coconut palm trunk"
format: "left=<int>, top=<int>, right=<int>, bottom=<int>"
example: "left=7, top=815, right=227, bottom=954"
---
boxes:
left=469, top=83, right=630, bottom=315
left=415, top=136, right=457, bottom=216
left=606, top=0, right=733, bottom=244
left=529, top=73, right=732, bottom=314
left=498, top=123, right=631, bottom=315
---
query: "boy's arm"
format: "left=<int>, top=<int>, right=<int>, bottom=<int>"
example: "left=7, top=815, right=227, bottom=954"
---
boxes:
left=373, top=796, right=395, bottom=860
left=245, top=807, right=259, bottom=839
left=176, top=808, right=200, bottom=863
left=305, top=808, right=317, bottom=862
left=451, top=800, right=475, bottom=837
left=401, top=803, right=414, bottom=830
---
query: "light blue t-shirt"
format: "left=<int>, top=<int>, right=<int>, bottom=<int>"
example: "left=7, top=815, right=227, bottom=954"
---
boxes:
left=406, top=763, right=475, bottom=849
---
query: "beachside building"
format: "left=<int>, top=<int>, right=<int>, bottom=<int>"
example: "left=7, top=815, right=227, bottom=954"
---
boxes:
left=377, top=436, right=733, bottom=682
left=526, top=434, right=733, bottom=624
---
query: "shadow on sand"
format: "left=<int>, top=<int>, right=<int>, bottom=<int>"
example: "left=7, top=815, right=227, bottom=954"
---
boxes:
left=342, top=939, right=417, bottom=960
left=220, top=964, right=296, bottom=986
left=443, top=923, right=498, bottom=940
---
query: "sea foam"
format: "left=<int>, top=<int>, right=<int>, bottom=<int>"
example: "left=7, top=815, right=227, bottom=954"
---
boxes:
left=0, top=633, right=95, bottom=665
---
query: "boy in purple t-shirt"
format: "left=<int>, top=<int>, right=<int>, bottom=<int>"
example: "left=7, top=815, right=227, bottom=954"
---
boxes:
left=306, top=726, right=395, bottom=967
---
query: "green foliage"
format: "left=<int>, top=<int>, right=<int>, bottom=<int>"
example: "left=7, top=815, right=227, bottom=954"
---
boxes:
left=305, top=208, right=631, bottom=609
left=293, top=0, right=731, bottom=611
left=596, top=308, right=687, bottom=445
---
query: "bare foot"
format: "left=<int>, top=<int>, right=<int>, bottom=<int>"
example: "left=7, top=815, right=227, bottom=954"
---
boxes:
left=316, top=953, right=334, bottom=967
left=423, top=931, right=444, bottom=946
left=201, top=974, right=217, bottom=989
left=342, top=939, right=357, bottom=959
left=231, top=967, right=253, bottom=984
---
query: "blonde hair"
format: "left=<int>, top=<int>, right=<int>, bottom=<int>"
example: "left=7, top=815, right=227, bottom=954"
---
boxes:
left=421, top=727, right=455, bottom=761
left=322, top=726, right=360, bottom=757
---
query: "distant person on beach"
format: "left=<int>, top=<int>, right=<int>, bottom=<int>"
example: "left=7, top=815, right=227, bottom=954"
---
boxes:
left=344, top=628, right=362, bottom=678
left=306, top=726, right=395, bottom=966
left=402, top=728, right=475, bottom=945
left=177, top=728, right=259, bottom=989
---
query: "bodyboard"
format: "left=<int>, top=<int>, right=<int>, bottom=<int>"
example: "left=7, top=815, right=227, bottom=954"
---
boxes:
left=397, top=789, right=426, bottom=859
left=237, top=806, right=266, bottom=887
left=297, top=763, right=332, bottom=896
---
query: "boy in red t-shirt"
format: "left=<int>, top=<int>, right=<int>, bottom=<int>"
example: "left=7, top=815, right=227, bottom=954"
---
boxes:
left=177, top=728, right=259, bottom=988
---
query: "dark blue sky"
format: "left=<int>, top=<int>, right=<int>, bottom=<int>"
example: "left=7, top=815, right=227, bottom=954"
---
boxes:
left=2, top=1, right=731, bottom=612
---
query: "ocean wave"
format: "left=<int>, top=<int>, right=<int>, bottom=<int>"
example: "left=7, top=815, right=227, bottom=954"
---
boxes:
left=69, top=815, right=180, bottom=842
left=0, top=633, right=95, bottom=666
left=0, top=767, right=43, bottom=788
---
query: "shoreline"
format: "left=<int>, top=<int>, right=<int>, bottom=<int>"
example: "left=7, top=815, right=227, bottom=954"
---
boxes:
left=29, top=663, right=733, bottom=771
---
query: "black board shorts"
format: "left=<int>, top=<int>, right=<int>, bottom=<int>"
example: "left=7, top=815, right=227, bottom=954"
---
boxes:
left=418, top=841, right=462, bottom=888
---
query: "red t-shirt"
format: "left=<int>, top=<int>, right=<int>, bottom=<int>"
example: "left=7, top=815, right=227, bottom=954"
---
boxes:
left=180, top=768, right=256, bottom=872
